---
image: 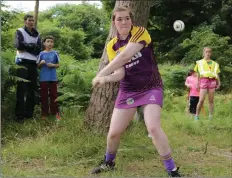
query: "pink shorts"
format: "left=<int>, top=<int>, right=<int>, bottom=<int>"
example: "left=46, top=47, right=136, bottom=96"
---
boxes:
left=200, top=78, right=217, bottom=89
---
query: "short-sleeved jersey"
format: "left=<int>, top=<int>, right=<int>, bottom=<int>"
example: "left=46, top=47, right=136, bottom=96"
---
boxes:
left=106, top=26, right=163, bottom=92
left=37, top=50, right=60, bottom=82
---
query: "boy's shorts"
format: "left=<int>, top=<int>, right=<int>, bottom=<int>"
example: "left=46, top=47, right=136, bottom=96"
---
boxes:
left=200, top=78, right=217, bottom=89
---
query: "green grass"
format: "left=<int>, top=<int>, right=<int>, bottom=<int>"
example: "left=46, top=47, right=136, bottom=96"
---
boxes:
left=1, top=93, right=232, bottom=177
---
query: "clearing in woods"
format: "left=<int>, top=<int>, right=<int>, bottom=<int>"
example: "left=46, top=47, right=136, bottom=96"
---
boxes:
left=1, top=94, right=232, bottom=177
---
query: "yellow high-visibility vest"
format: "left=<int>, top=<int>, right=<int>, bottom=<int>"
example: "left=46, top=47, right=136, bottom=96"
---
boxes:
left=196, top=59, right=219, bottom=79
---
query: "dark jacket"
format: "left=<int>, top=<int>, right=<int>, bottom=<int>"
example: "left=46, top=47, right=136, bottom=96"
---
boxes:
left=14, top=26, right=42, bottom=56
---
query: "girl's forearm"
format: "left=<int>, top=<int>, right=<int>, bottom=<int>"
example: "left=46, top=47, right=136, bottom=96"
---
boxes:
left=98, top=43, right=144, bottom=77
left=105, top=69, right=125, bottom=83
left=105, top=74, right=123, bottom=83
left=99, top=53, right=128, bottom=77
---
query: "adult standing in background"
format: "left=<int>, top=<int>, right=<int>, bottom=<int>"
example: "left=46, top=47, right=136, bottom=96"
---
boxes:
left=14, top=14, right=41, bottom=122
left=194, top=47, right=221, bottom=120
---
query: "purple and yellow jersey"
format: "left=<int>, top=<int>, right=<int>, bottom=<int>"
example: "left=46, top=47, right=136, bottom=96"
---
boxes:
left=106, top=26, right=163, bottom=92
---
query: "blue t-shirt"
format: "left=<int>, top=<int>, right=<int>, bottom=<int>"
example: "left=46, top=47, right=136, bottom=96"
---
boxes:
left=37, top=50, right=60, bottom=82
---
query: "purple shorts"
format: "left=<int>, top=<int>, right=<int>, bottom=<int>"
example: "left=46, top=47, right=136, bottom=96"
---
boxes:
left=115, top=88, right=163, bottom=109
left=200, top=78, right=217, bottom=89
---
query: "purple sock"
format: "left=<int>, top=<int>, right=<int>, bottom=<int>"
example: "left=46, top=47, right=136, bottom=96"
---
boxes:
left=161, top=153, right=176, bottom=172
left=105, top=152, right=116, bottom=162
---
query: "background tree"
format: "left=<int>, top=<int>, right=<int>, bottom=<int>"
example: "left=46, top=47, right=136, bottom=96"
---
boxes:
left=102, top=0, right=223, bottom=63
left=1, top=0, right=232, bottom=123
left=84, top=0, right=153, bottom=133
left=34, top=0, right=39, bottom=29
left=38, top=3, right=109, bottom=59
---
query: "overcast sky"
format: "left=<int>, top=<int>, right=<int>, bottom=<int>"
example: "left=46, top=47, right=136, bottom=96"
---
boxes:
left=3, top=1, right=102, bottom=12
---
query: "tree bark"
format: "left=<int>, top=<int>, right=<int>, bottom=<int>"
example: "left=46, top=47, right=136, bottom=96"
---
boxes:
left=34, top=0, right=39, bottom=29
left=84, top=0, right=152, bottom=133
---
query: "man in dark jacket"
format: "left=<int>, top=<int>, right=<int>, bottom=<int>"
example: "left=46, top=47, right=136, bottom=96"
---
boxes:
left=15, top=14, right=41, bottom=121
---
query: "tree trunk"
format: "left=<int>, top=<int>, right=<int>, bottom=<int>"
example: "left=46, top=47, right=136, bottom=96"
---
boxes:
left=34, top=0, right=39, bottom=29
left=84, top=0, right=152, bottom=133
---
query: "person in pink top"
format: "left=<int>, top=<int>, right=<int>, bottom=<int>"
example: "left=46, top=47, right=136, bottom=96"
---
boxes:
left=185, top=70, right=199, bottom=115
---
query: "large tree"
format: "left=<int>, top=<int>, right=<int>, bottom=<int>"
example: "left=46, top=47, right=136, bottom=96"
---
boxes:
left=34, top=0, right=39, bottom=29
left=84, top=0, right=153, bottom=133
left=38, top=3, right=109, bottom=59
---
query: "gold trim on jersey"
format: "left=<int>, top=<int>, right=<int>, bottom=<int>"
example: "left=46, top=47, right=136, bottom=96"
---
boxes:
left=130, top=27, right=145, bottom=42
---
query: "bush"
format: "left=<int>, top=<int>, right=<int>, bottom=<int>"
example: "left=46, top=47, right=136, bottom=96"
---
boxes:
left=159, top=64, right=192, bottom=96
left=180, top=25, right=232, bottom=91
left=1, top=50, right=19, bottom=120
left=56, top=55, right=99, bottom=111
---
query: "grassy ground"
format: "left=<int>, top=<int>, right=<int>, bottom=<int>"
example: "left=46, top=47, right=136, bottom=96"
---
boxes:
left=1, top=93, right=232, bottom=177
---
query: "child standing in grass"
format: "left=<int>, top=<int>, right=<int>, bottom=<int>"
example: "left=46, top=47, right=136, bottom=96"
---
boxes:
left=185, top=70, right=199, bottom=116
left=194, top=47, right=221, bottom=120
left=37, top=36, right=60, bottom=120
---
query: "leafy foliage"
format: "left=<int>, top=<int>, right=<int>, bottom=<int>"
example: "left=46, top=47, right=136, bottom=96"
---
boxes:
left=180, top=25, right=232, bottom=90
left=101, top=0, right=225, bottom=61
left=159, top=64, right=192, bottom=96
left=1, top=0, right=232, bottom=122
left=1, top=50, right=27, bottom=119
left=1, top=10, right=25, bottom=51
left=38, top=3, right=109, bottom=59
left=55, top=54, right=99, bottom=111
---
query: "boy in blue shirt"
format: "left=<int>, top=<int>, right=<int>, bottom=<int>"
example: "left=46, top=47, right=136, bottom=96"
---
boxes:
left=37, top=36, right=60, bottom=120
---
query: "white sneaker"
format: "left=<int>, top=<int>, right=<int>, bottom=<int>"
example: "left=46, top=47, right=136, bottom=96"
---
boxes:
left=148, top=134, right=152, bottom=138
left=209, top=115, right=213, bottom=120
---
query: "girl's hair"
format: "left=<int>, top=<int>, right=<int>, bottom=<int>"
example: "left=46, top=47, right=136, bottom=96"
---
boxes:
left=111, top=6, right=134, bottom=22
left=188, top=69, right=195, bottom=76
left=24, top=14, right=33, bottom=21
left=43, top=36, right=54, bottom=43
left=42, top=36, right=54, bottom=50
left=202, top=47, right=212, bottom=57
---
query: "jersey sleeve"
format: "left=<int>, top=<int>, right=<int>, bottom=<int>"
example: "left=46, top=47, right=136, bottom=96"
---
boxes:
left=54, top=51, right=60, bottom=63
left=106, top=39, right=117, bottom=62
left=129, top=26, right=151, bottom=46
